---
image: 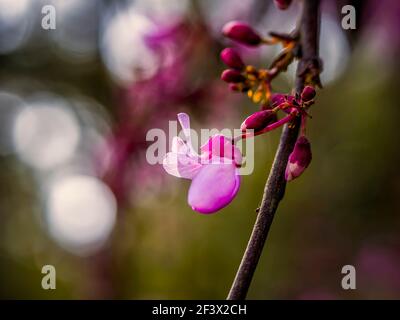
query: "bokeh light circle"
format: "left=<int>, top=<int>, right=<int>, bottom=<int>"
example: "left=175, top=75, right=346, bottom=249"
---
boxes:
left=46, top=174, right=117, bottom=255
left=12, top=98, right=81, bottom=170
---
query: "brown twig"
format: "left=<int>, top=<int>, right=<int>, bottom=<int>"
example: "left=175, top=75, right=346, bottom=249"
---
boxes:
left=227, top=0, right=321, bottom=300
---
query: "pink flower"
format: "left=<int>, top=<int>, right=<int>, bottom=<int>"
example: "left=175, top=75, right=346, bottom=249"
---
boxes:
left=285, top=136, right=312, bottom=181
left=163, top=113, right=241, bottom=214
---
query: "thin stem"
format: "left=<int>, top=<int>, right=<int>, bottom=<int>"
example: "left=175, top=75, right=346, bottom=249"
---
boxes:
left=227, top=0, right=321, bottom=300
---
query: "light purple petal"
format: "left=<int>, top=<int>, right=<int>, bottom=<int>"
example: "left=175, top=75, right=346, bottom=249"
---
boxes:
left=171, top=136, right=189, bottom=154
left=188, top=163, right=240, bottom=213
left=177, top=112, right=191, bottom=140
left=177, top=113, right=198, bottom=156
left=163, top=152, right=202, bottom=179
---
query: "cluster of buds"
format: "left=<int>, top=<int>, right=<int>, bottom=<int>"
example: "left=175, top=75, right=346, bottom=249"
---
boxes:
left=240, top=86, right=315, bottom=181
left=221, top=22, right=298, bottom=106
left=221, top=48, right=272, bottom=105
left=220, top=20, right=317, bottom=182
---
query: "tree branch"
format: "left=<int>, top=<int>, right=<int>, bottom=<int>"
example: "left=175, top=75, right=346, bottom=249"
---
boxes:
left=227, top=0, right=321, bottom=300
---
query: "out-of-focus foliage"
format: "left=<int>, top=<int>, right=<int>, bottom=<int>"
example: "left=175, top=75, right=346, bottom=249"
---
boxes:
left=0, top=0, right=399, bottom=299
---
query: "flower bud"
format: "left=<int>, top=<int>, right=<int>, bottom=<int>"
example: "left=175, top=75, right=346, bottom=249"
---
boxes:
left=222, top=21, right=262, bottom=46
left=271, top=93, right=286, bottom=106
left=221, top=69, right=246, bottom=83
left=274, top=0, right=292, bottom=10
left=285, top=136, right=312, bottom=181
left=301, top=86, right=316, bottom=102
left=240, top=110, right=278, bottom=132
left=220, top=48, right=245, bottom=70
left=286, top=95, right=296, bottom=104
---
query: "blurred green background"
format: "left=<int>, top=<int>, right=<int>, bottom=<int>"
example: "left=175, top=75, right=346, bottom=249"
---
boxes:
left=1, top=0, right=399, bottom=299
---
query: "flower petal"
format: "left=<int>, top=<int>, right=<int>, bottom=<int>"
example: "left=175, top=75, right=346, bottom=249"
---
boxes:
left=188, top=163, right=240, bottom=213
left=177, top=113, right=191, bottom=140
left=171, top=136, right=189, bottom=154
left=162, top=152, right=202, bottom=179
left=177, top=113, right=198, bottom=156
left=200, top=135, right=242, bottom=166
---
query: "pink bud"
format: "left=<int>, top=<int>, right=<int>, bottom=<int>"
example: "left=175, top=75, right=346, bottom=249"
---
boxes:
left=240, top=110, right=278, bottom=132
left=274, top=0, right=292, bottom=10
left=301, top=86, right=316, bottom=102
left=220, top=48, right=245, bottom=70
left=271, top=93, right=296, bottom=114
left=286, top=95, right=296, bottom=104
left=271, top=93, right=286, bottom=106
left=285, top=136, right=312, bottom=181
left=222, top=21, right=262, bottom=46
left=221, top=69, right=246, bottom=83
